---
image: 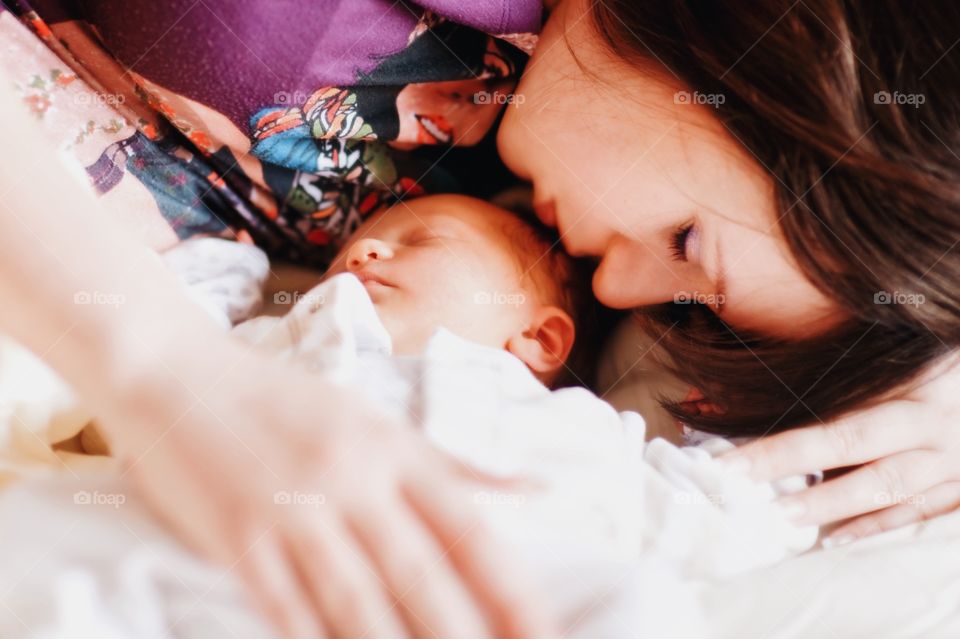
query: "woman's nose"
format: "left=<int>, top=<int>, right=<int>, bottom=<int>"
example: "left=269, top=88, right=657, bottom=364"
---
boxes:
left=346, top=238, right=393, bottom=270
left=593, top=237, right=707, bottom=309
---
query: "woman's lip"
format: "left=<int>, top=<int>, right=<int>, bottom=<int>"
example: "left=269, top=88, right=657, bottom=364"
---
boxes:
left=533, top=200, right=557, bottom=227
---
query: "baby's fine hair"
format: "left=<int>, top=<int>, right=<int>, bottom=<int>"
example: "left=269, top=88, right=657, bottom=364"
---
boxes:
left=498, top=209, right=622, bottom=389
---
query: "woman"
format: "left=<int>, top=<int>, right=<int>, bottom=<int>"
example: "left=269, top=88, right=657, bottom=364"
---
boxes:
left=498, top=0, right=960, bottom=542
left=1, top=0, right=958, bottom=637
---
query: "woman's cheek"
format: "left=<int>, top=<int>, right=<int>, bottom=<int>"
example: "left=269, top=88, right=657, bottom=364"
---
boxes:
left=496, top=112, right=530, bottom=181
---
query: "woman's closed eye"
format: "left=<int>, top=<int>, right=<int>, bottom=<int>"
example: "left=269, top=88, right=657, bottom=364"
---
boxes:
left=669, top=222, right=699, bottom=262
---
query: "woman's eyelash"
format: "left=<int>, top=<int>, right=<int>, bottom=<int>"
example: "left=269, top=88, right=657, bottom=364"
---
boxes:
left=669, top=223, right=694, bottom=262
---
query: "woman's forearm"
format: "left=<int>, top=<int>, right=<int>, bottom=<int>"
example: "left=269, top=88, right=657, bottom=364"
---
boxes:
left=0, top=76, right=236, bottom=448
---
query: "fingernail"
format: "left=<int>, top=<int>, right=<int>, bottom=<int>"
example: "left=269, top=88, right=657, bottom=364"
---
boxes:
left=719, top=455, right=751, bottom=475
left=779, top=498, right=806, bottom=521
left=822, top=534, right=855, bottom=549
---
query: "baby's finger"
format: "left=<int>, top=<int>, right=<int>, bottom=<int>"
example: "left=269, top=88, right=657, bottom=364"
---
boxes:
left=235, top=534, right=327, bottom=639
left=778, top=449, right=939, bottom=526
left=719, top=404, right=928, bottom=480
left=823, top=481, right=960, bottom=547
left=288, top=516, right=407, bottom=639
left=406, top=472, right=559, bottom=639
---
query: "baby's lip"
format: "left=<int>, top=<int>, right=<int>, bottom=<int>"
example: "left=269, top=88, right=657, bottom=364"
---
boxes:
left=353, top=269, right=395, bottom=288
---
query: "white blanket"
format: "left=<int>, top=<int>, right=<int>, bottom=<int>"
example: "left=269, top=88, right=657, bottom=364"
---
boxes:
left=234, top=274, right=817, bottom=572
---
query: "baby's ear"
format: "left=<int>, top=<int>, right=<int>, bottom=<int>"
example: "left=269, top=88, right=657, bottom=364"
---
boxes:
left=506, top=306, right=575, bottom=378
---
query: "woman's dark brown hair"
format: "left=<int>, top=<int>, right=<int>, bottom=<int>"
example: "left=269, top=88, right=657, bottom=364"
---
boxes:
left=591, top=0, right=960, bottom=436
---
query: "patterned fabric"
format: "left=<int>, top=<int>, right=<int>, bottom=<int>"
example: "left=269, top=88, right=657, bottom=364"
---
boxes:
left=1, top=0, right=540, bottom=266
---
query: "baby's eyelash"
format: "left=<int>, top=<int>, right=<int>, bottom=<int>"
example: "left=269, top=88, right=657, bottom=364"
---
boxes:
left=669, top=223, right=694, bottom=262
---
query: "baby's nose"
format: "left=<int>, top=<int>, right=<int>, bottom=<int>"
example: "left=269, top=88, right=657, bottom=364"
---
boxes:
left=346, top=238, right=393, bottom=269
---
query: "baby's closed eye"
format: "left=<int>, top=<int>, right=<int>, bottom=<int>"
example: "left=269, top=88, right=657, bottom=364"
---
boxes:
left=406, top=229, right=454, bottom=245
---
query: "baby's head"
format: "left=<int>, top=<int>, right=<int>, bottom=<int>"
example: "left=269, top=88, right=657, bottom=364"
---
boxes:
left=325, top=194, right=598, bottom=386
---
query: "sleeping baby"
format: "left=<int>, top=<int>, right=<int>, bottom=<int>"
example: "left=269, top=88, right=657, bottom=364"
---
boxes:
left=161, top=193, right=605, bottom=384
left=224, top=194, right=604, bottom=388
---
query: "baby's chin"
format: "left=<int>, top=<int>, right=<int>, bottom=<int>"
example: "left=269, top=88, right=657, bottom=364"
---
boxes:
left=379, top=314, right=432, bottom=356
left=374, top=304, right=491, bottom=356
left=359, top=279, right=393, bottom=303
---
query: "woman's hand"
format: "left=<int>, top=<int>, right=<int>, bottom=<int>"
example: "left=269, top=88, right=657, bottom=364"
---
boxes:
left=107, top=339, right=555, bottom=639
left=720, top=359, right=960, bottom=546
left=102, top=336, right=555, bottom=639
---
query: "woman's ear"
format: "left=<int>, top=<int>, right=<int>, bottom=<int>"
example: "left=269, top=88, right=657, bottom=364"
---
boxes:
left=506, top=306, right=576, bottom=376
left=678, top=387, right=727, bottom=417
